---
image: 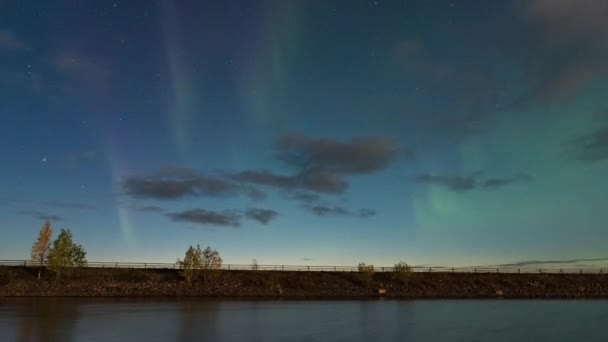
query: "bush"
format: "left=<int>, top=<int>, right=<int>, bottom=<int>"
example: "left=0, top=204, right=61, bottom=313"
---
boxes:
left=393, top=261, right=412, bottom=273
left=358, top=263, right=374, bottom=273
left=357, top=263, right=375, bottom=287
left=393, top=261, right=413, bottom=284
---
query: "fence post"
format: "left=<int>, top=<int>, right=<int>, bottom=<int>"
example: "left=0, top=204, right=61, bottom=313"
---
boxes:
left=382, top=267, right=384, bottom=272
left=334, top=266, right=336, bottom=271
left=307, top=266, right=310, bottom=271
left=24, top=260, right=27, bottom=267
left=496, top=268, right=499, bottom=273
left=428, top=267, right=432, bottom=273
left=601, top=268, right=603, bottom=274
left=452, top=268, right=454, bottom=273
left=539, top=269, right=542, bottom=274
left=144, top=263, right=147, bottom=269
left=282, top=265, right=284, bottom=271
left=474, top=268, right=477, bottom=273
left=580, top=269, right=583, bottom=275
left=518, top=268, right=520, bottom=274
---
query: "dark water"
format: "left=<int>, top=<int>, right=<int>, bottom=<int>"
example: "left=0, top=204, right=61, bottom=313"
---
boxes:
left=1, top=299, right=607, bottom=341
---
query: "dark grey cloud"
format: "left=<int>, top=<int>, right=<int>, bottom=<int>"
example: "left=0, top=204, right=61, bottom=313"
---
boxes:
left=288, top=192, right=321, bottom=204
left=233, top=169, right=348, bottom=194
left=233, top=134, right=402, bottom=199
left=513, top=0, right=608, bottom=105
left=0, top=29, right=29, bottom=51
left=414, top=174, right=477, bottom=192
left=575, top=127, right=608, bottom=161
left=245, top=208, right=279, bottom=225
left=482, top=173, right=532, bottom=189
left=415, top=172, right=531, bottom=192
left=123, top=167, right=262, bottom=200
left=497, top=257, right=608, bottom=268
left=18, top=210, right=63, bottom=221
left=357, top=208, right=377, bottom=218
left=307, top=205, right=376, bottom=218
left=167, top=209, right=241, bottom=227
left=275, top=134, right=401, bottom=174
left=118, top=202, right=165, bottom=213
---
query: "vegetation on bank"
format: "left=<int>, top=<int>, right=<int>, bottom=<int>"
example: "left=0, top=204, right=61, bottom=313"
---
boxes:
left=24, top=221, right=414, bottom=287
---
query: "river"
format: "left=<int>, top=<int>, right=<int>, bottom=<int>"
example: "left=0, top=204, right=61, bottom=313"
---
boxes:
left=1, top=298, right=606, bottom=341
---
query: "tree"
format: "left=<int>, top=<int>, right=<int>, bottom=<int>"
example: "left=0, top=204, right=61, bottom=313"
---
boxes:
left=47, top=229, right=87, bottom=280
left=30, top=220, right=53, bottom=280
left=177, top=244, right=203, bottom=285
left=201, top=247, right=222, bottom=287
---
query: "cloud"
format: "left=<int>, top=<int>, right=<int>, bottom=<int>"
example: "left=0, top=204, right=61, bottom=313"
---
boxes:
left=515, top=0, right=608, bottom=104
left=123, top=167, right=262, bottom=200
left=167, top=209, right=241, bottom=227
left=497, top=257, right=608, bottom=267
left=414, top=172, right=531, bottom=192
left=118, top=202, right=165, bottom=213
left=245, top=208, right=279, bottom=225
left=17, top=210, right=63, bottom=222
left=357, top=208, right=377, bottom=218
left=233, top=169, right=348, bottom=194
left=482, top=173, right=532, bottom=189
left=307, top=205, right=376, bottom=218
left=0, top=29, right=29, bottom=51
left=414, top=174, right=477, bottom=192
left=233, top=134, right=402, bottom=197
left=575, top=127, right=608, bottom=161
left=275, top=134, right=401, bottom=174
left=288, top=192, right=321, bottom=204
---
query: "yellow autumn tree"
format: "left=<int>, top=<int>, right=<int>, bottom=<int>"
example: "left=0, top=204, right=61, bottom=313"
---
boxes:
left=30, top=220, right=53, bottom=280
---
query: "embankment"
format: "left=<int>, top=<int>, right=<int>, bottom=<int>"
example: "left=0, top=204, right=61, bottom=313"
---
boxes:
left=1, top=266, right=608, bottom=298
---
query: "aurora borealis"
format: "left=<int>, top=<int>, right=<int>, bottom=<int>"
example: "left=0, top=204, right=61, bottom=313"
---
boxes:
left=1, top=1, right=608, bottom=267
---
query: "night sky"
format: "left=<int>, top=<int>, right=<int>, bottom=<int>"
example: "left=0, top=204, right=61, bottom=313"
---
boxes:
left=2, top=1, right=608, bottom=268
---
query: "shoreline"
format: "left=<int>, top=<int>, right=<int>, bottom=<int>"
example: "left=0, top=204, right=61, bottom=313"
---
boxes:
left=2, top=266, right=608, bottom=299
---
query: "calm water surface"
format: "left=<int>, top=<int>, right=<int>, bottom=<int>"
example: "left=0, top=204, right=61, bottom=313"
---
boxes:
left=1, top=298, right=607, bottom=341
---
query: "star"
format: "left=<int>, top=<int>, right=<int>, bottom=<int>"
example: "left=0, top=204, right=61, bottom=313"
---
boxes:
left=41, top=157, right=47, bottom=163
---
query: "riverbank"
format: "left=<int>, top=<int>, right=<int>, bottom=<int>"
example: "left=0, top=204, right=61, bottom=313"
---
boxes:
left=2, top=266, right=607, bottom=298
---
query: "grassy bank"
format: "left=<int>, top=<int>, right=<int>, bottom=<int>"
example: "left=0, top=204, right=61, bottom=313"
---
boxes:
left=2, top=266, right=608, bottom=298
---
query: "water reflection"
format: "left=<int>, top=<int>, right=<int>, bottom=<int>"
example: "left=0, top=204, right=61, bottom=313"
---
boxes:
left=176, top=301, right=221, bottom=342
left=14, top=298, right=80, bottom=342
left=1, top=299, right=608, bottom=341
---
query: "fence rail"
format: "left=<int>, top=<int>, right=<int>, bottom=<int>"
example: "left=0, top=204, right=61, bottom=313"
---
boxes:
left=0, top=260, right=605, bottom=274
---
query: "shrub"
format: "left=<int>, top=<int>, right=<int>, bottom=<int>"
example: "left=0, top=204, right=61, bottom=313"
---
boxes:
left=358, top=262, right=374, bottom=273
left=393, top=261, right=412, bottom=273
left=393, top=261, right=413, bottom=284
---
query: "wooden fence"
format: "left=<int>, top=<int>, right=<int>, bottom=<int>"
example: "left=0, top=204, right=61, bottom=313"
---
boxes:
left=0, top=260, right=605, bottom=274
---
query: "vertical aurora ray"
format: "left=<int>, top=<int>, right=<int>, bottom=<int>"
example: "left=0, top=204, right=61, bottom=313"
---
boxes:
left=158, top=1, right=198, bottom=155
left=235, top=1, right=306, bottom=126
left=102, top=139, right=136, bottom=248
